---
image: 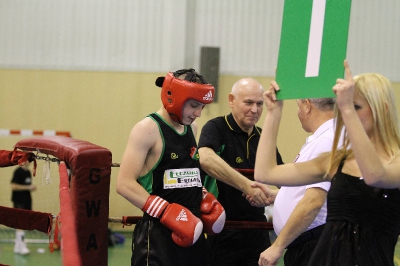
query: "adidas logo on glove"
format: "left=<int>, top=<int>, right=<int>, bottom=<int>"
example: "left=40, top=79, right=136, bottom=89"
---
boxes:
left=142, top=195, right=203, bottom=247
left=176, top=209, right=188, bottom=221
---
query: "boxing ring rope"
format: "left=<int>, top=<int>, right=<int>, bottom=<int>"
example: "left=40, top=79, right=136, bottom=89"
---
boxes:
left=0, top=206, right=53, bottom=233
left=108, top=216, right=273, bottom=230
left=58, top=162, right=81, bottom=266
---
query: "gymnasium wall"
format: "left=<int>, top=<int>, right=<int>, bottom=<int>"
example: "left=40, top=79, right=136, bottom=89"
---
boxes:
left=1, top=69, right=400, bottom=222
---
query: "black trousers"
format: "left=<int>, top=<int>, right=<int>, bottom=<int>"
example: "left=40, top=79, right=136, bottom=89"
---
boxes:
left=13, top=202, right=31, bottom=210
left=284, top=236, right=321, bottom=266
left=131, top=214, right=207, bottom=266
left=284, top=225, right=325, bottom=266
left=209, top=227, right=271, bottom=266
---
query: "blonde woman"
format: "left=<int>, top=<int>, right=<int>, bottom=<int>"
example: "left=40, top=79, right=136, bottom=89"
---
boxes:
left=255, top=61, right=400, bottom=266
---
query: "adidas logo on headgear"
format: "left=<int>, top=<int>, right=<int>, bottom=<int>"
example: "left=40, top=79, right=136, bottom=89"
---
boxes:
left=203, top=90, right=213, bottom=101
left=176, top=209, right=188, bottom=221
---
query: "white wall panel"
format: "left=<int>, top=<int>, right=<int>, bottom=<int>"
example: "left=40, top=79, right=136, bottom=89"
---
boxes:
left=0, top=0, right=399, bottom=81
left=0, top=0, right=187, bottom=72
left=347, top=0, right=400, bottom=81
left=191, top=0, right=283, bottom=76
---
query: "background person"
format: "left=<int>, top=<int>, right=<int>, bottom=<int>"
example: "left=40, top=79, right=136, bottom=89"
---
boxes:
left=11, top=161, right=36, bottom=255
left=257, top=97, right=337, bottom=266
left=198, top=78, right=283, bottom=266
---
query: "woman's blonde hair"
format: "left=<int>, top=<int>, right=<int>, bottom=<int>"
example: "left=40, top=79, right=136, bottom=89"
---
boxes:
left=327, top=73, right=400, bottom=174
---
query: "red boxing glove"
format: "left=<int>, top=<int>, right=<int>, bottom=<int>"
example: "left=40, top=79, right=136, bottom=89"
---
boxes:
left=200, top=192, right=226, bottom=235
left=142, top=195, right=203, bottom=247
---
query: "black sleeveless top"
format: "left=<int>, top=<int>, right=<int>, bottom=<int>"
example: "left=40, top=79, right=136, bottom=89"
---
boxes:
left=308, top=160, right=400, bottom=266
left=138, top=113, right=203, bottom=210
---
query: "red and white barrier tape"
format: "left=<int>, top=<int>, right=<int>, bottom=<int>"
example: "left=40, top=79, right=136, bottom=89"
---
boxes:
left=0, top=129, right=71, bottom=138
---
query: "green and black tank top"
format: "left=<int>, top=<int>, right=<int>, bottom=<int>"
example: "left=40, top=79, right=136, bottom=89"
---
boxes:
left=138, top=113, right=202, bottom=210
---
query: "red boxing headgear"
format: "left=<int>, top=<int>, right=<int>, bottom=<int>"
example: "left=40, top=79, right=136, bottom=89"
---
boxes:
left=156, top=69, right=215, bottom=124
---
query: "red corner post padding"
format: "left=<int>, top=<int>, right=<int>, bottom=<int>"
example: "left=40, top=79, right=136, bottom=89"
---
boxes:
left=14, top=136, right=112, bottom=266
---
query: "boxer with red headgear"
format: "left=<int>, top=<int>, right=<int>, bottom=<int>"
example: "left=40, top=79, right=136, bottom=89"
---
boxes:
left=117, top=68, right=222, bottom=266
left=156, top=68, right=215, bottom=124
